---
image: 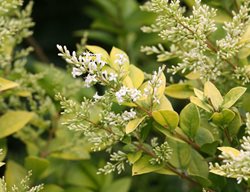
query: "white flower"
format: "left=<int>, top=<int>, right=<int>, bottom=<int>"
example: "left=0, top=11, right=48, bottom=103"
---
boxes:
left=72, top=67, right=83, bottom=78
left=122, top=109, right=136, bottom=121
left=93, top=92, right=102, bottom=100
left=115, top=54, right=128, bottom=65
left=129, top=88, right=141, bottom=102
left=115, top=86, right=128, bottom=103
left=84, top=74, right=97, bottom=87
left=108, top=73, right=118, bottom=82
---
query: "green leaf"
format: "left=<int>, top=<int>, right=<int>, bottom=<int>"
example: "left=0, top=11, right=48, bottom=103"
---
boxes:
left=204, top=81, right=223, bottom=111
left=190, top=96, right=213, bottom=112
left=41, top=184, right=64, bottom=192
left=127, top=151, right=142, bottom=164
left=200, top=141, right=220, bottom=156
left=187, top=149, right=209, bottom=180
left=152, top=110, right=179, bottom=131
left=195, top=128, right=214, bottom=146
left=86, top=45, right=110, bottom=62
left=24, top=156, right=49, bottom=180
left=5, top=160, right=27, bottom=189
left=125, top=116, right=146, bottom=134
left=228, top=109, right=242, bottom=136
left=110, top=47, right=130, bottom=71
left=222, top=87, right=247, bottom=109
left=210, top=109, right=235, bottom=126
left=0, top=111, right=34, bottom=138
left=165, top=83, right=194, bottom=99
left=132, top=155, right=162, bottom=175
left=103, top=178, right=131, bottom=192
left=128, top=65, right=144, bottom=88
left=166, top=135, right=191, bottom=169
left=180, top=103, right=200, bottom=138
left=0, top=77, right=18, bottom=92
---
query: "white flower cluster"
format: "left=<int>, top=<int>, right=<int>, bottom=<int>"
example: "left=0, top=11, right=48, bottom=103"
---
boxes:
left=210, top=113, right=250, bottom=183
left=57, top=45, right=115, bottom=87
left=97, top=150, right=127, bottom=174
left=115, top=86, right=142, bottom=104
left=144, top=66, right=165, bottom=104
left=150, top=141, right=172, bottom=165
left=216, top=1, right=250, bottom=60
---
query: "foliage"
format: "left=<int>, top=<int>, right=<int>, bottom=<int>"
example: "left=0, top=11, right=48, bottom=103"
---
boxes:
left=57, top=0, right=250, bottom=191
left=0, top=0, right=131, bottom=191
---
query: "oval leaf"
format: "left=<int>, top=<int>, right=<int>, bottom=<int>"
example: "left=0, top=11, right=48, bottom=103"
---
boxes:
left=222, top=87, right=247, bottom=109
left=0, top=111, right=34, bottom=138
left=86, top=45, right=110, bottom=62
left=165, top=83, right=194, bottom=99
left=0, top=77, right=19, bottom=92
left=152, top=110, right=179, bottom=131
left=128, top=65, right=144, bottom=88
left=132, top=155, right=162, bottom=176
left=110, top=47, right=130, bottom=71
left=204, top=81, right=223, bottom=111
left=125, top=116, right=146, bottom=134
left=180, top=103, right=200, bottom=139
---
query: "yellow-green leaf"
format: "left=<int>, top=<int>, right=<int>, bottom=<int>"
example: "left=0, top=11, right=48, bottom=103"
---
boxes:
left=110, top=47, right=130, bottom=71
left=210, top=109, right=235, bottom=125
left=152, top=110, right=179, bottom=131
left=125, top=116, right=146, bottom=134
left=127, top=151, right=142, bottom=164
left=0, top=77, right=18, bottom=92
left=128, top=65, right=144, bottom=88
left=185, top=71, right=200, bottom=80
left=190, top=96, right=213, bottom=113
left=0, top=111, right=34, bottom=138
left=218, top=147, right=240, bottom=157
left=222, top=87, right=247, bottom=109
left=153, top=96, right=173, bottom=111
left=165, top=83, right=194, bottom=99
left=204, top=81, right=223, bottom=111
left=132, top=155, right=162, bottom=176
left=86, top=45, right=110, bottom=62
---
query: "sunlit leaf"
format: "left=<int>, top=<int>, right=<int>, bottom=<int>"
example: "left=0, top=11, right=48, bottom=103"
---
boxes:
left=125, top=116, right=146, bottom=134
left=0, top=111, right=34, bottom=138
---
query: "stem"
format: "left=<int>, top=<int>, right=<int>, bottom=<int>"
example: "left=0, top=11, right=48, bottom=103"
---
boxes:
left=26, top=36, right=50, bottom=63
left=174, top=131, right=200, bottom=151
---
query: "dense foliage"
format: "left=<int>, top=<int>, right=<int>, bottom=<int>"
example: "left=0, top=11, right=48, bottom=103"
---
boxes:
left=1, top=0, right=250, bottom=192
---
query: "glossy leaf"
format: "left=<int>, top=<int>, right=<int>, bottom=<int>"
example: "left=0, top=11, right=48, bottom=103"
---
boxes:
left=167, top=135, right=191, bottom=169
left=218, top=147, right=240, bottom=157
left=152, top=110, right=179, bottom=131
left=228, top=109, right=242, bottom=136
left=204, top=81, right=223, bottom=111
left=0, top=111, right=34, bottom=138
left=153, top=96, right=173, bottom=111
left=190, top=96, right=213, bottom=112
left=125, top=116, right=146, bottom=134
left=210, top=109, right=235, bottom=126
left=222, top=87, right=247, bottom=109
left=86, top=45, right=110, bottom=62
left=132, top=155, right=163, bottom=175
left=195, top=128, right=214, bottom=146
left=127, top=151, right=142, bottom=164
left=110, top=47, right=130, bottom=71
left=180, top=103, right=200, bottom=138
left=0, top=77, right=18, bottom=92
left=128, top=65, right=144, bottom=88
left=165, top=83, right=194, bottom=99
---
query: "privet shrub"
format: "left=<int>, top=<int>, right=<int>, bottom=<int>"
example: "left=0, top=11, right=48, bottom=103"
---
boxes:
left=57, top=0, right=250, bottom=191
